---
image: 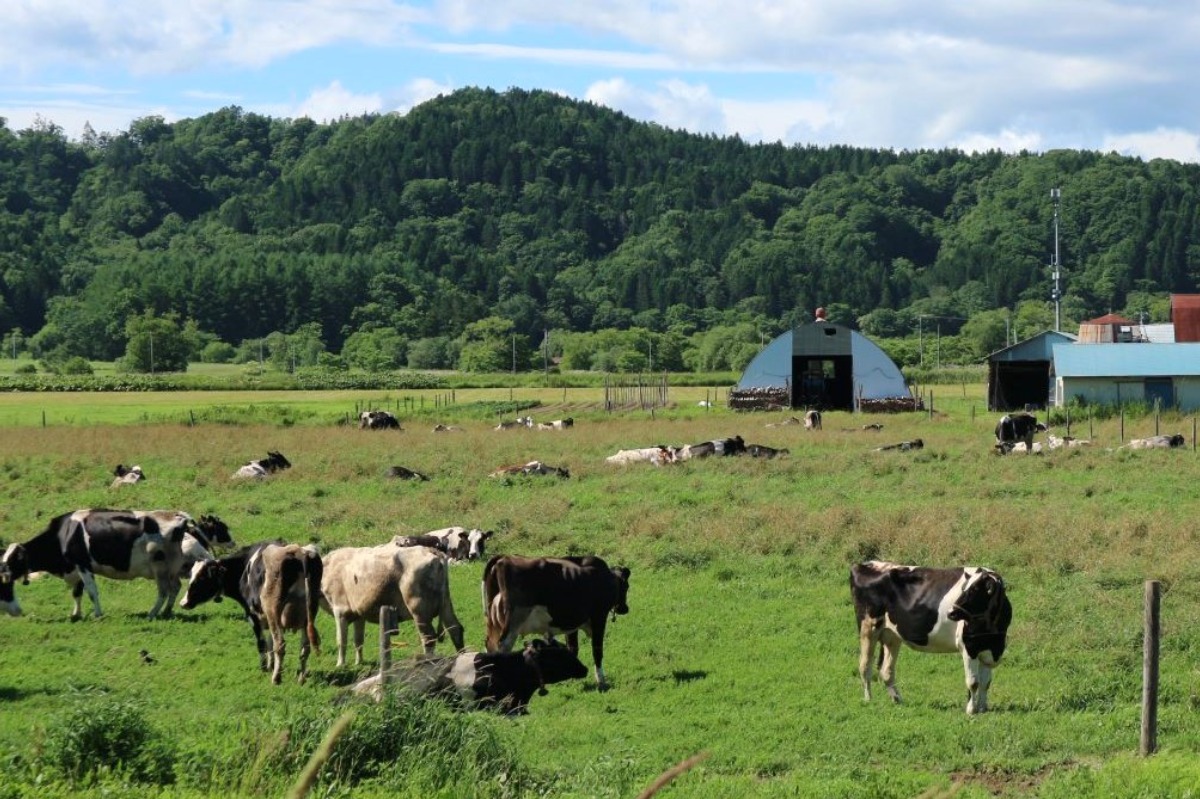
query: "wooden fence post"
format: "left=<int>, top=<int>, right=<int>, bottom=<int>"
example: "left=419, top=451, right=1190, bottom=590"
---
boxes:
left=1120, top=407, right=1125, bottom=443
left=379, top=605, right=396, bottom=684
left=1141, top=580, right=1161, bottom=756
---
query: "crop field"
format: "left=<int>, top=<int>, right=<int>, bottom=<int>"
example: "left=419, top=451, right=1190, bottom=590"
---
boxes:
left=2, top=387, right=1200, bottom=798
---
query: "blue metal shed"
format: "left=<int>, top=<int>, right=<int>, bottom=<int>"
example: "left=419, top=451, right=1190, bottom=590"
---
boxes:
left=1052, top=342, right=1200, bottom=410
left=986, top=330, right=1077, bottom=411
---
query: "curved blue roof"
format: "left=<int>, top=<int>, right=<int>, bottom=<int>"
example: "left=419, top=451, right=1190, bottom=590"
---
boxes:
left=737, top=323, right=908, bottom=399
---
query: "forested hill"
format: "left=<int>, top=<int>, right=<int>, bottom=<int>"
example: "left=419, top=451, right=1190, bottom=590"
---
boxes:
left=3, top=86, right=1200, bottom=367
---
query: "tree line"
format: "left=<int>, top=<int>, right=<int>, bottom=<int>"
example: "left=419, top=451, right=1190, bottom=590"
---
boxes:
left=1, top=87, right=1198, bottom=374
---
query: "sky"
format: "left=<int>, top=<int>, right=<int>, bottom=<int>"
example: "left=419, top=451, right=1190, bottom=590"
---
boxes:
left=3, top=0, right=1200, bottom=163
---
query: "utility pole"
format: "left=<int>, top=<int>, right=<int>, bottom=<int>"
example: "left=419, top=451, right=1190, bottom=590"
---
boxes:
left=543, top=328, right=549, bottom=376
left=918, top=316, right=924, bottom=366
left=1051, top=187, right=1063, bottom=332
left=511, top=335, right=516, bottom=374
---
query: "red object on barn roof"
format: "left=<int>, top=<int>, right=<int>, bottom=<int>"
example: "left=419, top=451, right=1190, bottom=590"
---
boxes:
left=1171, top=294, right=1200, bottom=342
left=1082, top=312, right=1135, bottom=326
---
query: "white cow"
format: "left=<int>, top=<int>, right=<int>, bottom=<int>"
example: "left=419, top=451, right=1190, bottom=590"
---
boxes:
left=605, top=446, right=679, bottom=466
left=320, top=541, right=466, bottom=667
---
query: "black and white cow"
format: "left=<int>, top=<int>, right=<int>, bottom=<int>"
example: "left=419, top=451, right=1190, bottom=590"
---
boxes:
left=1123, top=434, right=1186, bottom=450
left=483, top=555, right=630, bottom=691
left=386, top=465, right=430, bottom=481
left=494, top=416, right=534, bottom=431
left=537, top=418, right=574, bottom=430
left=232, top=450, right=292, bottom=479
left=850, top=560, right=1012, bottom=714
left=2, top=509, right=198, bottom=620
left=417, top=527, right=494, bottom=562
left=873, top=439, right=924, bottom=452
left=360, top=410, right=401, bottom=430
left=489, top=461, right=570, bottom=478
left=994, top=413, right=1047, bottom=455
left=680, top=435, right=746, bottom=459
left=745, top=443, right=789, bottom=459
left=804, top=410, right=822, bottom=430
left=111, top=464, right=146, bottom=487
left=181, top=514, right=235, bottom=571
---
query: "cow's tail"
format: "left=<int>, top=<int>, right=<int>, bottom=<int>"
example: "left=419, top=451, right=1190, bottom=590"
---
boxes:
left=302, top=549, right=322, bottom=655
left=482, top=556, right=507, bottom=651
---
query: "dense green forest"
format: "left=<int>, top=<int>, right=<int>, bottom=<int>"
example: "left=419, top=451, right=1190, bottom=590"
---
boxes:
left=2, top=86, right=1198, bottom=374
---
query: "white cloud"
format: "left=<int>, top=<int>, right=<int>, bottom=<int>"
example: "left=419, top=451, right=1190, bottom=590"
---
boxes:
left=1103, top=128, right=1200, bottom=164
left=586, top=78, right=723, bottom=135
left=293, top=81, right=384, bottom=122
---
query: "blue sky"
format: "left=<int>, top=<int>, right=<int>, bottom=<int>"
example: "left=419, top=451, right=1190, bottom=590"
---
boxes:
left=4, top=1, right=1200, bottom=162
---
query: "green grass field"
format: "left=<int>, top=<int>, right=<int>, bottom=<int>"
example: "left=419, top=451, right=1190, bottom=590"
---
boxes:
left=2, top=387, right=1200, bottom=798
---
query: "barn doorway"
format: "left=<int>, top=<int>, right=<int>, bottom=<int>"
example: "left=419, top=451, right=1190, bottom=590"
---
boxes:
left=792, top=355, right=853, bottom=410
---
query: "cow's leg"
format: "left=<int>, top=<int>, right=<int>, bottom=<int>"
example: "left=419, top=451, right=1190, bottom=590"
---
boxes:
left=858, top=618, right=878, bottom=701
left=248, top=617, right=269, bottom=672
left=962, top=651, right=992, bottom=714
left=494, top=607, right=532, bottom=653
left=878, top=634, right=902, bottom=703
left=298, top=632, right=311, bottom=685
left=148, top=571, right=175, bottom=620
left=352, top=619, right=365, bottom=666
left=332, top=613, right=349, bottom=668
left=65, top=575, right=86, bottom=621
left=270, top=624, right=285, bottom=685
left=440, top=603, right=466, bottom=652
left=413, top=614, right=439, bottom=655
left=584, top=622, right=610, bottom=691
left=78, top=571, right=103, bottom=619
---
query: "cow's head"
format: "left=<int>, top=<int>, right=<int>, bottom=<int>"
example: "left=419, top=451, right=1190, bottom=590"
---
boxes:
left=267, top=451, right=291, bottom=471
left=611, top=566, right=631, bottom=617
left=179, top=560, right=226, bottom=609
left=948, top=568, right=1008, bottom=632
left=0, top=560, right=21, bottom=617
left=197, top=515, right=234, bottom=549
left=464, top=529, right=494, bottom=561
left=2, top=543, right=30, bottom=584
left=524, top=639, right=588, bottom=694
left=1170, top=434, right=1186, bottom=448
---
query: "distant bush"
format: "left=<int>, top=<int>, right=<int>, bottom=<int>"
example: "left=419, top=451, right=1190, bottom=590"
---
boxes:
left=59, top=356, right=94, bottom=375
left=14, top=363, right=36, bottom=375
left=41, top=698, right=175, bottom=786
left=200, top=341, right=236, bottom=363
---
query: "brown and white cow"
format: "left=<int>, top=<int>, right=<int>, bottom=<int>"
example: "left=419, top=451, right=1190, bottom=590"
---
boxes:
left=320, top=540, right=466, bottom=667
left=483, top=555, right=630, bottom=690
left=244, top=543, right=322, bottom=684
left=2, top=509, right=199, bottom=620
left=850, top=560, right=1012, bottom=714
left=111, top=464, right=145, bottom=487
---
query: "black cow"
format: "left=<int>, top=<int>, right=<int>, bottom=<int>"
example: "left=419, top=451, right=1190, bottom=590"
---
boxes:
left=994, top=413, right=1047, bottom=455
left=483, top=555, right=630, bottom=690
left=386, top=465, right=430, bottom=481
left=2, top=509, right=197, bottom=620
left=441, top=639, right=588, bottom=714
left=850, top=560, right=1012, bottom=714
left=179, top=540, right=283, bottom=671
left=232, top=451, right=292, bottom=479
left=745, top=443, right=789, bottom=459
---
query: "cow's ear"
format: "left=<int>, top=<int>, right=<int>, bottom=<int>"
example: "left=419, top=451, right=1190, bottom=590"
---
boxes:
left=483, top=531, right=495, bottom=540
left=618, top=567, right=631, bottom=580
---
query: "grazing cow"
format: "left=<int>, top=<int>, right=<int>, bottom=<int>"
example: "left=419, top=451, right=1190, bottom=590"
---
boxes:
left=320, top=540, right=466, bottom=668
left=804, top=410, right=823, bottom=430
left=483, top=555, right=631, bottom=690
left=489, top=461, right=570, bottom=478
left=537, top=418, right=574, bottom=430
left=850, top=560, right=1012, bottom=714
left=494, top=416, right=533, bottom=431
left=1123, top=434, right=1186, bottom=450
left=179, top=540, right=283, bottom=669
left=2, top=509, right=198, bottom=620
left=360, top=410, right=401, bottom=430
left=0, top=561, right=21, bottom=617
left=419, top=527, right=495, bottom=562
left=386, top=465, right=430, bottom=481
left=111, top=464, right=145, bottom=487
left=765, top=416, right=802, bottom=428
left=359, top=639, right=589, bottom=714
left=239, top=543, right=322, bottom=684
left=994, top=413, right=1047, bottom=455
left=605, top=446, right=679, bottom=466
left=181, top=513, right=235, bottom=572
left=232, top=450, right=292, bottom=479
left=873, top=439, right=924, bottom=452
left=745, top=443, right=789, bottom=459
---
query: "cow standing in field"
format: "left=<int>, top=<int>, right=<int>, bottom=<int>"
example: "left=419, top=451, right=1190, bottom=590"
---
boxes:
left=111, top=464, right=145, bottom=487
left=232, top=451, right=292, bottom=479
left=804, top=410, right=822, bottom=430
left=483, top=555, right=631, bottom=690
left=1, top=509, right=200, bottom=620
left=244, top=543, right=322, bottom=684
left=850, top=560, right=1012, bottom=714
left=320, top=540, right=466, bottom=668
left=360, top=410, right=401, bottom=430
left=415, top=527, right=494, bottom=562
left=180, top=514, right=235, bottom=572
left=994, top=413, right=1046, bottom=455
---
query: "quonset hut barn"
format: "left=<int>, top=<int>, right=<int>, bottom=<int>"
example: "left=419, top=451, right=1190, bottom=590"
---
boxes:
left=732, top=312, right=910, bottom=412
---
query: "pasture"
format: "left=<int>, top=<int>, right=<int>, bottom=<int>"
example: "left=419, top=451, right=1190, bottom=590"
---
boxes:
left=2, top=388, right=1200, bottom=798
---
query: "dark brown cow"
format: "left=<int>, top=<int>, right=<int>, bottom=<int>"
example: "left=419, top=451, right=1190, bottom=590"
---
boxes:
left=483, top=555, right=630, bottom=690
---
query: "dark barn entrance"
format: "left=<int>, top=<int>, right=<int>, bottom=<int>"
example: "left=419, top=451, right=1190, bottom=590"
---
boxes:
left=792, top=355, right=853, bottom=410
left=988, top=360, right=1051, bottom=411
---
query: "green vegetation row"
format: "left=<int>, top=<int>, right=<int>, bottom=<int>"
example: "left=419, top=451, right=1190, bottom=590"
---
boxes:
left=2, top=87, right=1197, bottom=378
